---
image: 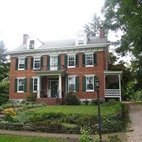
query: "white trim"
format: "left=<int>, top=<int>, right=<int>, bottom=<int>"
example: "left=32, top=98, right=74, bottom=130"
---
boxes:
left=17, top=77, right=25, bottom=93
left=18, top=57, right=25, bottom=70
left=68, top=54, right=76, bottom=68
left=85, top=75, right=95, bottom=92
left=33, top=56, right=41, bottom=70
left=68, top=75, right=76, bottom=92
left=85, top=53, right=94, bottom=67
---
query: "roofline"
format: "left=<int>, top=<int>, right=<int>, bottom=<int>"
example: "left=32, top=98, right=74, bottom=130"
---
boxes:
left=8, top=43, right=108, bottom=55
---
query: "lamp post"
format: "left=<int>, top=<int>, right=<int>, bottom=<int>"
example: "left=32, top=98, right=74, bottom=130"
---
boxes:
left=95, top=78, right=102, bottom=142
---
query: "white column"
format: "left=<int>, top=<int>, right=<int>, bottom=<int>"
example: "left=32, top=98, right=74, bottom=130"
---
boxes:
left=59, top=75, right=62, bottom=98
left=118, top=74, right=122, bottom=102
left=37, top=77, right=40, bottom=98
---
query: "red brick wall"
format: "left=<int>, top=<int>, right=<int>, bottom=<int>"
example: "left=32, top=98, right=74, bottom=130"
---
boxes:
left=9, top=51, right=106, bottom=100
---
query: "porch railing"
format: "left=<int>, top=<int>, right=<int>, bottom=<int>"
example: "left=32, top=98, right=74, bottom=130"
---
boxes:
left=105, top=89, right=120, bottom=97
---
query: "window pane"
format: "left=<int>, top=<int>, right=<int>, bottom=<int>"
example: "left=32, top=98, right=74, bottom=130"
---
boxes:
left=86, top=76, right=94, bottom=90
left=68, top=55, right=75, bottom=66
left=86, top=54, right=93, bottom=66
left=18, top=79, right=24, bottom=91
left=33, top=78, right=38, bottom=91
left=34, top=57, right=40, bottom=69
left=68, top=76, right=75, bottom=92
left=19, top=58, right=25, bottom=69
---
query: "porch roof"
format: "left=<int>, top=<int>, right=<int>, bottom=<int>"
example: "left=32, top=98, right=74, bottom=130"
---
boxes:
left=104, top=71, right=122, bottom=75
left=34, top=70, right=66, bottom=76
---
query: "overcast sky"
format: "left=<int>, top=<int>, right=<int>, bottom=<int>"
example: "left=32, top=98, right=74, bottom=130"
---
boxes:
left=0, top=0, right=105, bottom=51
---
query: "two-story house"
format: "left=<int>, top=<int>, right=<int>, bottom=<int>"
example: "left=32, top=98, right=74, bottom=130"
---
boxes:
left=9, top=30, right=122, bottom=104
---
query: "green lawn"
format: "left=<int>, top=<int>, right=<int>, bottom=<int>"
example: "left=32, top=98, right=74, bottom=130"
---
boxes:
left=0, top=134, right=67, bottom=142
left=27, top=103, right=121, bottom=115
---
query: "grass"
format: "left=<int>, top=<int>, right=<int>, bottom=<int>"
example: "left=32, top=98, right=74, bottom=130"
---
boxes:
left=0, top=134, right=67, bottom=142
left=26, top=103, right=122, bottom=115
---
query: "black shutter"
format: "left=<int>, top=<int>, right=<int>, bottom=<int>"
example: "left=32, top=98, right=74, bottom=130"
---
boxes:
left=14, top=78, right=17, bottom=93
left=76, top=54, right=79, bottom=67
left=82, top=54, right=85, bottom=67
left=64, top=54, right=67, bottom=67
left=41, top=56, right=43, bottom=69
left=93, top=53, right=97, bottom=66
left=31, top=57, right=33, bottom=69
left=94, top=76, right=97, bottom=91
left=76, top=76, right=79, bottom=92
left=24, top=78, right=27, bottom=93
left=82, top=76, right=86, bottom=92
left=66, top=77, right=68, bottom=92
left=30, top=78, right=33, bottom=92
left=58, top=55, right=61, bottom=70
left=47, top=55, right=50, bottom=70
left=15, top=58, right=18, bottom=70
left=25, top=57, right=28, bottom=70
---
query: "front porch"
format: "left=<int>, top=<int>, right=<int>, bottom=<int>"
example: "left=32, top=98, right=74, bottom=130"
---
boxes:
left=34, top=70, right=66, bottom=104
left=104, top=71, right=122, bottom=101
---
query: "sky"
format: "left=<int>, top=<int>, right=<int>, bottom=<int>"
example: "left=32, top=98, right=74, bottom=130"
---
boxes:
left=0, top=0, right=105, bottom=51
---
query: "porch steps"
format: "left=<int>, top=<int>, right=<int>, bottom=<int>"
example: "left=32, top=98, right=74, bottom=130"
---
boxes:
left=36, top=98, right=63, bottom=105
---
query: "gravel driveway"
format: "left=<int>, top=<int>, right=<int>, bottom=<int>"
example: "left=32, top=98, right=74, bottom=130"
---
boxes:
left=126, top=103, right=142, bottom=142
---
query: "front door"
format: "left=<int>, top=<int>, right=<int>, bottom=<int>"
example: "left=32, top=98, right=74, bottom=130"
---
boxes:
left=51, top=80, right=58, bottom=97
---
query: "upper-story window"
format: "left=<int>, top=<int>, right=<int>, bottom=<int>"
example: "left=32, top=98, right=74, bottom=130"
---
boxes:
left=33, top=57, right=40, bottom=70
left=50, top=56, right=58, bottom=71
left=29, top=40, right=35, bottom=49
left=68, top=55, right=75, bottom=67
left=85, top=54, right=93, bottom=66
left=18, top=58, right=25, bottom=70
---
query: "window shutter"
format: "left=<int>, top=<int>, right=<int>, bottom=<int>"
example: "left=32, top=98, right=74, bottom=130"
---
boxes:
left=64, top=54, right=67, bottom=67
left=94, top=76, right=97, bottom=91
left=15, top=58, right=18, bottom=70
left=82, top=54, right=85, bottom=67
left=24, top=78, right=27, bottom=93
left=58, top=55, right=61, bottom=70
left=76, top=54, right=79, bottom=67
left=41, top=56, right=43, bottom=69
left=82, top=76, right=86, bottom=92
left=66, top=77, right=68, bottom=92
left=30, top=78, right=33, bottom=92
left=31, top=57, right=33, bottom=69
left=93, top=53, right=97, bottom=66
left=76, top=76, right=79, bottom=92
left=25, top=57, right=28, bottom=70
left=14, top=78, right=17, bottom=93
left=47, top=55, right=50, bottom=70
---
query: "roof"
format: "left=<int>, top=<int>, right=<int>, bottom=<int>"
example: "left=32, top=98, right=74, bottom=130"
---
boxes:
left=11, top=36, right=107, bottom=52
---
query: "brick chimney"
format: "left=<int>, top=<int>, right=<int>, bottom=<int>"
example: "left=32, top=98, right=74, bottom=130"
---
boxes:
left=99, top=27, right=105, bottom=38
left=23, top=34, right=29, bottom=44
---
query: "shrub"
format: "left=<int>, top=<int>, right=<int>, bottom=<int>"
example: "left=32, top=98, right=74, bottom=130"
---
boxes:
left=3, top=108, right=16, bottom=121
left=26, top=93, right=37, bottom=102
left=65, top=92, right=80, bottom=105
left=83, top=99, right=89, bottom=105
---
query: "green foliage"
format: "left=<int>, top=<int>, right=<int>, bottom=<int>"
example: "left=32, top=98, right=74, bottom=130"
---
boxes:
left=79, top=127, right=93, bottom=142
left=26, top=93, right=37, bottom=102
left=65, top=92, right=80, bottom=105
left=108, top=135, right=122, bottom=142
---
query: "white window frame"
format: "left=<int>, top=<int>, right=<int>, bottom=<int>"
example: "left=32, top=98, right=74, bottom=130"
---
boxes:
left=33, top=57, right=41, bottom=70
left=86, top=75, right=94, bottom=92
left=33, top=77, right=38, bottom=92
left=68, top=75, right=76, bottom=92
left=17, top=77, right=25, bottom=93
left=50, top=56, right=58, bottom=71
left=85, top=53, right=93, bottom=67
left=68, top=54, right=75, bottom=68
left=18, top=57, right=25, bottom=70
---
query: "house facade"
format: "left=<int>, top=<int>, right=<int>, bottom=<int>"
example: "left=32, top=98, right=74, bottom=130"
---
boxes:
left=9, top=31, right=122, bottom=104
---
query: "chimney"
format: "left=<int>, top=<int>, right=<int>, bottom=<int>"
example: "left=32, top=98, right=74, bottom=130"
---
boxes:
left=99, top=27, right=105, bottom=38
left=23, top=34, right=29, bottom=44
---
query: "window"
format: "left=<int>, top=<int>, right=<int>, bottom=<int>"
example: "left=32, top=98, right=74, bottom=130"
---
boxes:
left=68, top=55, right=75, bottom=67
left=68, top=76, right=76, bottom=92
left=50, top=56, right=58, bottom=70
left=29, top=40, right=35, bottom=49
left=33, top=78, right=38, bottom=92
left=33, top=57, right=40, bottom=69
left=18, top=58, right=25, bottom=69
left=85, top=54, right=93, bottom=66
left=17, top=78, right=24, bottom=92
left=86, top=76, right=94, bottom=91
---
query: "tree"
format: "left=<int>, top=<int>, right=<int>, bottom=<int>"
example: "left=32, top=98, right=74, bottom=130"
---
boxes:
left=84, top=14, right=102, bottom=37
left=0, top=41, right=9, bottom=105
left=103, top=0, right=142, bottom=90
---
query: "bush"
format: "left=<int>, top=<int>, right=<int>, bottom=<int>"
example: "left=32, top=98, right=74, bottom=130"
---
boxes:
left=26, top=93, right=37, bottom=102
left=3, top=108, right=16, bottom=121
left=65, top=92, right=80, bottom=105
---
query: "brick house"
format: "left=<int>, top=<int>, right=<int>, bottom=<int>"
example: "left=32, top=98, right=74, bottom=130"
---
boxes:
left=9, top=30, right=122, bottom=104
